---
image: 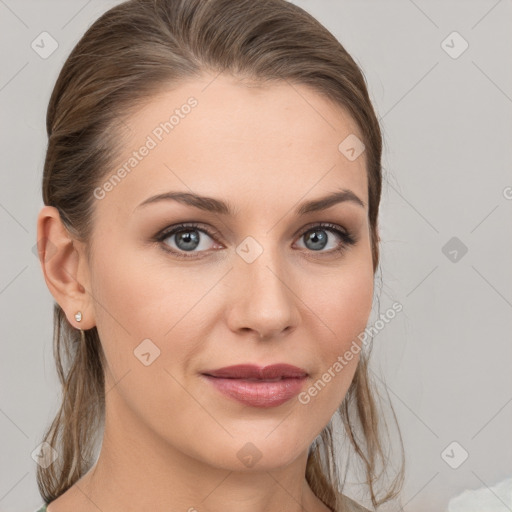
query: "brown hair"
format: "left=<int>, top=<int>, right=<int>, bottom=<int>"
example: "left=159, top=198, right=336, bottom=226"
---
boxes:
left=38, top=0, right=405, bottom=509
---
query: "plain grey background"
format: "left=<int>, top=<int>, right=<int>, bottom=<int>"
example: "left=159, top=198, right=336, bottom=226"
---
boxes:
left=1, top=1, right=511, bottom=511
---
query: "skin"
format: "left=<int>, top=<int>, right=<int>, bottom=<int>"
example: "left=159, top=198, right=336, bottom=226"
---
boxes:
left=37, top=73, right=375, bottom=512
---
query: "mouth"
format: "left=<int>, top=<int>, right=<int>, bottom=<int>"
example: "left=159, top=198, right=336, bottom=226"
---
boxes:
left=200, top=364, right=309, bottom=408
left=208, top=376, right=292, bottom=382
left=201, top=363, right=308, bottom=380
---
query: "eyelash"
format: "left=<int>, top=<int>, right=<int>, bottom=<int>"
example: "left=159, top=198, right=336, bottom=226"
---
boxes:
left=153, top=222, right=357, bottom=259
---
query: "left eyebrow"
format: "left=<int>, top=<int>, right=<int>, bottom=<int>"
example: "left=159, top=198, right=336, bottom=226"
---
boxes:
left=295, top=189, right=366, bottom=215
left=134, top=188, right=366, bottom=216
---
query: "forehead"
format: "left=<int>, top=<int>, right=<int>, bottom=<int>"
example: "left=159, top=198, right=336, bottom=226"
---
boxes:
left=97, top=74, right=368, bottom=217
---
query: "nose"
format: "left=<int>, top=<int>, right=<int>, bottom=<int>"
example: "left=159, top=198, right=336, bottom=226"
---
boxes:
left=225, top=244, right=300, bottom=341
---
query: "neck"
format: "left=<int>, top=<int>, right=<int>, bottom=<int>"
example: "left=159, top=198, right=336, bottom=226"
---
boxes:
left=71, top=393, right=329, bottom=512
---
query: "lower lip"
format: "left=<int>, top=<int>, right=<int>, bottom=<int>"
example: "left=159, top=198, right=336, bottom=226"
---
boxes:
left=202, top=375, right=307, bottom=408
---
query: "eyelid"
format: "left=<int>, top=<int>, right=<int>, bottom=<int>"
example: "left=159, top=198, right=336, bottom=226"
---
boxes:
left=153, top=222, right=224, bottom=259
left=296, top=222, right=358, bottom=250
left=156, top=222, right=221, bottom=243
left=153, top=221, right=357, bottom=258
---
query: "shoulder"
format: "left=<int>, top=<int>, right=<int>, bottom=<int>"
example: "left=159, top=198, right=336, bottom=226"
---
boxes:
left=343, top=495, right=372, bottom=512
left=34, top=505, right=47, bottom=512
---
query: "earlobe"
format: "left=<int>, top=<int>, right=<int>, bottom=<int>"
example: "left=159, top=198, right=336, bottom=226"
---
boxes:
left=36, top=206, right=95, bottom=329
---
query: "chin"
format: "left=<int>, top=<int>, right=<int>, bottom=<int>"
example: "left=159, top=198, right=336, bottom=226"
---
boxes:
left=202, top=434, right=310, bottom=472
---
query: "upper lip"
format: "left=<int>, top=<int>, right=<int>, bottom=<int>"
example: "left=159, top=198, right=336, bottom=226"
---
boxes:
left=202, top=364, right=308, bottom=380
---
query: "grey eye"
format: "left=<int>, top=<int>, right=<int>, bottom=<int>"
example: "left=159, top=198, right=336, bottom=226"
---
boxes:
left=303, top=229, right=329, bottom=251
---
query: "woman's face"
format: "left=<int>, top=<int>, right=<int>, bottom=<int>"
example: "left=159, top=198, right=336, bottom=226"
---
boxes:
left=83, top=74, right=374, bottom=471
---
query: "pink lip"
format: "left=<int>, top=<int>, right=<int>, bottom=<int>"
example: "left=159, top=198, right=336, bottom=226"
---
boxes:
left=201, top=364, right=308, bottom=408
left=202, top=364, right=308, bottom=379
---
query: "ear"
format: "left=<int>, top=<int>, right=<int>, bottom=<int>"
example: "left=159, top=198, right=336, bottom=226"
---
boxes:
left=36, top=206, right=95, bottom=330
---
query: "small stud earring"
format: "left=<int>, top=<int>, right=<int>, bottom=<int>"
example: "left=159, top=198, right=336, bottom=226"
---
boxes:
left=74, top=311, right=82, bottom=322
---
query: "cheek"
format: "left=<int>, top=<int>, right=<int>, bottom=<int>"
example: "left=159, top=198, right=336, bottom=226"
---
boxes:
left=301, top=261, right=374, bottom=405
left=89, top=239, right=214, bottom=380
left=91, top=238, right=179, bottom=336
left=311, top=261, right=374, bottom=346
left=88, top=240, right=166, bottom=373
left=88, top=242, right=197, bottom=422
